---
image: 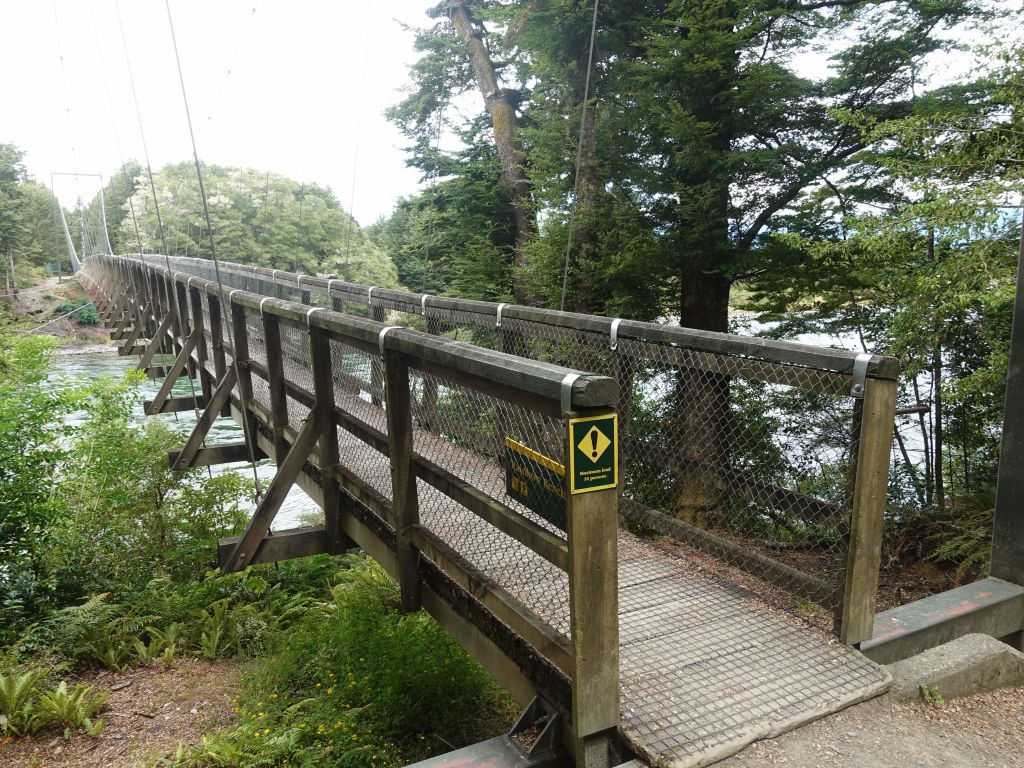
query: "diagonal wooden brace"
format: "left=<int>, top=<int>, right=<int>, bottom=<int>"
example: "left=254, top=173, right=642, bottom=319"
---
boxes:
left=109, top=309, right=133, bottom=339
left=170, top=367, right=238, bottom=471
left=222, top=414, right=321, bottom=573
left=136, top=310, right=176, bottom=371
left=146, top=329, right=201, bottom=416
left=118, top=302, right=152, bottom=356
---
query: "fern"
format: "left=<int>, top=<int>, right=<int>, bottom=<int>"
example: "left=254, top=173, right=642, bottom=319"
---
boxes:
left=0, top=668, right=49, bottom=736
left=36, top=680, right=109, bottom=728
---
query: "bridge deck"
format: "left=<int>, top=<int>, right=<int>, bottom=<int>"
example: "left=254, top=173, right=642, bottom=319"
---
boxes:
left=304, top=386, right=891, bottom=768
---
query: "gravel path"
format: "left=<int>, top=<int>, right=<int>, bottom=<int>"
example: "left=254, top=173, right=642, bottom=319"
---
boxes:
left=716, top=686, right=1024, bottom=768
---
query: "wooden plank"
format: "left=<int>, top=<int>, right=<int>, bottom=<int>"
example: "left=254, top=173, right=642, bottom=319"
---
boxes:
left=411, top=526, right=573, bottom=675
left=168, top=440, right=265, bottom=468
left=385, top=330, right=619, bottom=411
left=412, top=454, right=569, bottom=571
left=144, top=395, right=206, bottom=414
left=146, top=330, right=200, bottom=416
left=384, top=351, right=422, bottom=612
left=223, top=414, right=320, bottom=572
left=565, top=409, right=619, bottom=754
left=170, top=367, right=238, bottom=471
left=217, top=526, right=332, bottom=569
left=840, top=377, right=897, bottom=644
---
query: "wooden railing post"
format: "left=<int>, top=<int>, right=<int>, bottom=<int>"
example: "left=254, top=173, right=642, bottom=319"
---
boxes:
left=310, top=320, right=354, bottom=552
left=231, top=300, right=257, bottom=439
left=208, top=294, right=230, bottom=417
left=840, top=376, right=897, bottom=644
left=565, top=407, right=619, bottom=768
left=189, top=284, right=213, bottom=405
left=261, top=311, right=290, bottom=465
left=383, top=346, right=422, bottom=613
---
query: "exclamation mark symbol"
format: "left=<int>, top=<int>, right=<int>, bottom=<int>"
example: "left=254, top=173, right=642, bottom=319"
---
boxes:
left=590, top=428, right=599, bottom=459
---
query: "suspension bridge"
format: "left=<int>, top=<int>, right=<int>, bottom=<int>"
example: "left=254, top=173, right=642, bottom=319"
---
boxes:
left=73, top=249, right=930, bottom=768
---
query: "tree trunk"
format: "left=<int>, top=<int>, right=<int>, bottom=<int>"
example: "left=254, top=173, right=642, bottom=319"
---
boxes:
left=567, top=95, right=601, bottom=314
left=933, top=346, right=945, bottom=513
left=449, top=0, right=535, bottom=305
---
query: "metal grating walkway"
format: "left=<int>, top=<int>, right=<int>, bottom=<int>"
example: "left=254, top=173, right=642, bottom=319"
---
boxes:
left=318, top=387, right=892, bottom=768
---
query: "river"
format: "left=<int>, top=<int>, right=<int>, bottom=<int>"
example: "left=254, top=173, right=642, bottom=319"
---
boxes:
left=50, top=349, right=318, bottom=530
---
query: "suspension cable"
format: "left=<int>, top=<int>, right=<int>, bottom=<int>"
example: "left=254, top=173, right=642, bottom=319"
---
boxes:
left=559, top=0, right=600, bottom=312
left=115, top=0, right=203, bottom=425
left=342, top=0, right=372, bottom=271
left=165, top=0, right=264, bottom=500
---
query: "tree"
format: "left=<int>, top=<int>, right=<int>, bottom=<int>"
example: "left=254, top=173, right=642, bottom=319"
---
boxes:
left=742, top=41, right=1023, bottom=576
left=120, top=163, right=400, bottom=287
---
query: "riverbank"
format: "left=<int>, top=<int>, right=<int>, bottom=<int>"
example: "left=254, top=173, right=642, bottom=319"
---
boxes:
left=0, top=277, right=110, bottom=346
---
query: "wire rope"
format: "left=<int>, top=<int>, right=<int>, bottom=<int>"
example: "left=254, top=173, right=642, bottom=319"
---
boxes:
left=341, top=0, right=372, bottom=272
left=165, top=0, right=265, bottom=500
left=115, top=0, right=206, bottom=434
left=559, top=0, right=600, bottom=312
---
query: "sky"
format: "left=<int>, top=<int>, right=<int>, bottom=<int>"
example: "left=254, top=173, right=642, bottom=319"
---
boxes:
left=0, top=1, right=438, bottom=227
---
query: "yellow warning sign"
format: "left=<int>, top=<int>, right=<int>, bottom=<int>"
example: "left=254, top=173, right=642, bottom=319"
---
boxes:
left=568, top=413, right=618, bottom=494
left=577, top=425, right=612, bottom=463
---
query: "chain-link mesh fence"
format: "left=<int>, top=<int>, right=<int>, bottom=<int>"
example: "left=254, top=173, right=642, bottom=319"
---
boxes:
left=102, top=255, right=899, bottom=622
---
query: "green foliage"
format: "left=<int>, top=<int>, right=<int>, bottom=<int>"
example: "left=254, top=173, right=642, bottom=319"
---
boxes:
left=35, top=680, right=108, bottom=730
left=0, top=333, right=81, bottom=629
left=45, top=373, right=251, bottom=605
left=920, top=684, right=945, bottom=707
left=53, top=299, right=100, bottom=326
left=118, top=164, right=399, bottom=287
left=161, top=556, right=514, bottom=768
left=196, top=599, right=236, bottom=661
left=0, top=668, right=49, bottom=737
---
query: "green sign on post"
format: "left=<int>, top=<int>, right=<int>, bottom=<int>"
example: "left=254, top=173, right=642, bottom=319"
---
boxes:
left=504, top=437, right=567, bottom=530
left=568, top=413, right=618, bottom=494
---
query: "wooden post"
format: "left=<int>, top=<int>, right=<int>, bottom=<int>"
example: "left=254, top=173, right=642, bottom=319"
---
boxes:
left=208, top=294, right=230, bottom=417
left=371, top=302, right=386, bottom=407
left=565, top=408, right=619, bottom=768
left=310, top=322, right=354, bottom=552
left=840, top=376, right=897, bottom=645
left=992, top=227, right=1024, bottom=586
left=262, top=312, right=290, bottom=465
left=230, top=299, right=261, bottom=447
left=190, top=285, right=212, bottom=405
left=383, top=349, right=422, bottom=613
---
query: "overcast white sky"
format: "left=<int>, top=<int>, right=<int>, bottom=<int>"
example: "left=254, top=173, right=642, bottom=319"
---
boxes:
left=0, top=1, right=436, bottom=226
left=1, top=2, right=1013, bottom=229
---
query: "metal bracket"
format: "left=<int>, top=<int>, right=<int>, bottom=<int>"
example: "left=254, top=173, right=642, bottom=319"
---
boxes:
left=259, top=296, right=272, bottom=316
left=560, top=372, right=580, bottom=415
left=421, top=294, right=430, bottom=315
left=328, top=278, right=340, bottom=295
left=496, top=302, right=507, bottom=328
left=378, top=325, right=399, bottom=355
left=306, top=306, right=322, bottom=326
left=851, top=352, right=873, bottom=398
left=368, top=285, right=378, bottom=305
left=610, top=318, right=622, bottom=351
